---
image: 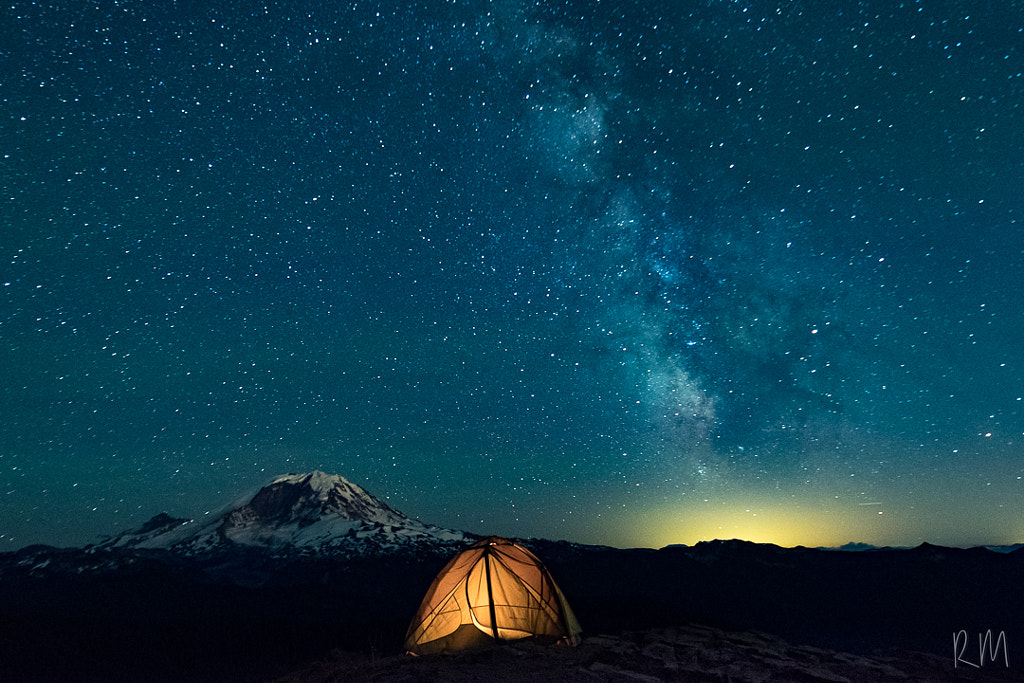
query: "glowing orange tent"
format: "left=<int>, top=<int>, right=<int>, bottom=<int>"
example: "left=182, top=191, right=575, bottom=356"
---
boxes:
left=404, top=536, right=582, bottom=654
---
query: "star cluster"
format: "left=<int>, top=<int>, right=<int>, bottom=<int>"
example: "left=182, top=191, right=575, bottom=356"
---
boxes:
left=3, top=0, right=1023, bottom=549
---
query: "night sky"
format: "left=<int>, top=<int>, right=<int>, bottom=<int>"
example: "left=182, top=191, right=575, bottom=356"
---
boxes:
left=3, top=1, right=1023, bottom=550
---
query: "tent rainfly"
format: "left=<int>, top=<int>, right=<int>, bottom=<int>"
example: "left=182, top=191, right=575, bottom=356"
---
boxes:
left=404, top=536, right=582, bottom=654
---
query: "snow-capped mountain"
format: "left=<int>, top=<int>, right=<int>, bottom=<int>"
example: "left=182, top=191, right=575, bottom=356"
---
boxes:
left=104, top=470, right=470, bottom=556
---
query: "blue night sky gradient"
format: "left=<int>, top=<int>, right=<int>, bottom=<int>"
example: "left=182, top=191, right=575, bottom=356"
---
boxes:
left=3, top=0, right=1023, bottom=549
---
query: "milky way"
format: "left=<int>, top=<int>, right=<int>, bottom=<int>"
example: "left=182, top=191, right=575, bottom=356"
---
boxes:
left=3, top=1, right=1023, bottom=549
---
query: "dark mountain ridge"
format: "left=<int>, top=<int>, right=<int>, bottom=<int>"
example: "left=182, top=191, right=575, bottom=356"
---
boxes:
left=2, top=472, right=1021, bottom=682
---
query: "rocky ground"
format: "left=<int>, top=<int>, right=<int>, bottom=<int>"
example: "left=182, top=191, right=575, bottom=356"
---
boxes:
left=272, top=624, right=1016, bottom=682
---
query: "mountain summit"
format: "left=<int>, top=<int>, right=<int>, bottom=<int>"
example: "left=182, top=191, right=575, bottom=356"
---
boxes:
left=223, top=471, right=410, bottom=531
left=107, top=470, right=469, bottom=556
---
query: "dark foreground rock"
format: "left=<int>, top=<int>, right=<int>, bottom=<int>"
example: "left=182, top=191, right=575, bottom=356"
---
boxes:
left=2, top=538, right=1021, bottom=681
left=273, top=625, right=1016, bottom=682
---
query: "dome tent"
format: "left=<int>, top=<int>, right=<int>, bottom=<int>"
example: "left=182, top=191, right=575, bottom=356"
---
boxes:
left=404, top=536, right=582, bottom=654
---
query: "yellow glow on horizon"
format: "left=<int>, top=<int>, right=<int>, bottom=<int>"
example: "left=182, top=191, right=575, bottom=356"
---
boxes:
left=553, top=464, right=1024, bottom=550
left=610, top=494, right=912, bottom=549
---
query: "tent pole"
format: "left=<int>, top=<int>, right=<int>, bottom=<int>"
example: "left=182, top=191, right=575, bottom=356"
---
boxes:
left=483, top=547, right=500, bottom=642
